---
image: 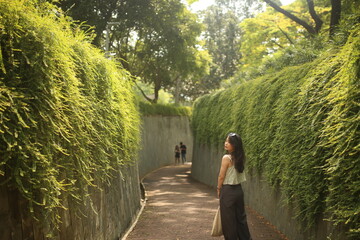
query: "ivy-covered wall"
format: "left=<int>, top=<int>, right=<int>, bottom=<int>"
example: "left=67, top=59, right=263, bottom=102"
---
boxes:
left=192, top=26, right=360, bottom=239
left=0, top=0, right=141, bottom=238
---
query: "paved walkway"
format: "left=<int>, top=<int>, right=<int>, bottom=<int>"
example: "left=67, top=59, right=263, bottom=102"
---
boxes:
left=126, top=163, right=288, bottom=240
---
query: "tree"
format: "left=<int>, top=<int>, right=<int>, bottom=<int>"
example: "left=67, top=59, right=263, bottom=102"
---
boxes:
left=124, top=0, right=209, bottom=103
left=262, top=0, right=342, bottom=37
left=199, top=4, right=242, bottom=91
left=54, top=0, right=210, bottom=103
left=329, top=0, right=341, bottom=37
left=237, top=0, right=330, bottom=80
left=261, top=0, right=322, bottom=35
left=213, top=0, right=262, bottom=19
left=168, top=49, right=211, bottom=103
left=55, top=0, right=119, bottom=46
left=192, top=0, right=264, bottom=91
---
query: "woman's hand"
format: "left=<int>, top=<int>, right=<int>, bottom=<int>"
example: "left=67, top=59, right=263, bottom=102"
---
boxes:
left=217, top=187, right=221, bottom=198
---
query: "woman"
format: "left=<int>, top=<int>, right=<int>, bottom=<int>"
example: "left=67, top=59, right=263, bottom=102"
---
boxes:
left=174, top=145, right=180, bottom=165
left=217, top=132, right=252, bottom=240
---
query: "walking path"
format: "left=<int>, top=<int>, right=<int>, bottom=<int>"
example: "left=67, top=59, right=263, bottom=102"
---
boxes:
left=126, top=163, right=288, bottom=240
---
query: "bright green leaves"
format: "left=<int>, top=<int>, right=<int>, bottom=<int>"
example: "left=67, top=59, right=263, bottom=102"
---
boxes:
left=192, top=25, right=360, bottom=239
left=238, top=0, right=332, bottom=80
left=0, top=0, right=140, bottom=236
left=201, top=4, right=242, bottom=90
left=128, top=0, right=209, bottom=103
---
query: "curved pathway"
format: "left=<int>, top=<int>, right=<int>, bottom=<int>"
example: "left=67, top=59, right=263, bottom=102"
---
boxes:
left=126, top=164, right=288, bottom=240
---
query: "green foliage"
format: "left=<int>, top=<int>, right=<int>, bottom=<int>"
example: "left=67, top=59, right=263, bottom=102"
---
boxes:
left=237, top=0, right=330, bottom=80
left=139, top=101, right=191, bottom=117
left=55, top=0, right=210, bottom=104
left=0, top=0, right=140, bottom=236
left=55, top=0, right=118, bottom=45
left=201, top=5, right=242, bottom=89
left=237, top=0, right=359, bottom=84
left=313, top=27, right=360, bottom=238
left=192, top=24, right=360, bottom=238
left=129, top=0, right=209, bottom=103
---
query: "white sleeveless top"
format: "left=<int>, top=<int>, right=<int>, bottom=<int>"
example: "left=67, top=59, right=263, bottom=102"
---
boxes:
left=223, top=154, right=246, bottom=185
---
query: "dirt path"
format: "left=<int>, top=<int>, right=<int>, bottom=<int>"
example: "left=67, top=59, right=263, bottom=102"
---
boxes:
left=126, top=164, right=288, bottom=240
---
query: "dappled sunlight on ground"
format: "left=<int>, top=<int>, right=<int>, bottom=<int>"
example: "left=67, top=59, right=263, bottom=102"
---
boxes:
left=127, top=164, right=288, bottom=240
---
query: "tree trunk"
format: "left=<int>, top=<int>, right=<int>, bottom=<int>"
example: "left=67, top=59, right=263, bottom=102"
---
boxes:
left=330, top=0, right=341, bottom=37
left=153, top=79, right=161, bottom=104
left=306, top=0, right=323, bottom=33
left=262, top=0, right=317, bottom=35
left=174, top=75, right=181, bottom=105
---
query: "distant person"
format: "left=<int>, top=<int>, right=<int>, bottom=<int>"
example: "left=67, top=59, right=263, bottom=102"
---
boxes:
left=217, top=132, right=252, bottom=240
left=174, top=145, right=180, bottom=165
left=180, top=142, right=187, bottom=164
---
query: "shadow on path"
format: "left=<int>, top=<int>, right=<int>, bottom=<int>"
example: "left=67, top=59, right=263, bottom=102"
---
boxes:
left=126, top=163, right=288, bottom=240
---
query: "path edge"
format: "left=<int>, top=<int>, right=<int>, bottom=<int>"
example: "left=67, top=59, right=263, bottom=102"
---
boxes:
left=121, top=164, right=190, bottom=240
left=121, top=181, right=147, bottom=240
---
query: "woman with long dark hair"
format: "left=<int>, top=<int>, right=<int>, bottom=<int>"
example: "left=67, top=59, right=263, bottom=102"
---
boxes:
left=217, top=132, right=252, bottom=240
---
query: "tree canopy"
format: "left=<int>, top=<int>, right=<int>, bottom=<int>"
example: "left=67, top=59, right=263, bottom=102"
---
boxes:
left=53, top=0, right=360, bottom=102
left=55, top=0, right=211, bottom=103
left=235, top=0, right=359, bottom=81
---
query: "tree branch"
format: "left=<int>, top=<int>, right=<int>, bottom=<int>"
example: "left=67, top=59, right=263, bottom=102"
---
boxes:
left=262, top=0, right=317, bottom=35
left=277, top=25, right=294, bottom=45
left=306, top=0, right=323, bottom=33
left=271, top=40, right=285, bottom=49
left=134, top=81, right=155, bottom=103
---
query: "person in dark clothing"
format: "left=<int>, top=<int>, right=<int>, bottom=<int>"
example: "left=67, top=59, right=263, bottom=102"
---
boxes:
left=174, top=145, right=180, bottom=165
left=180, top=142, right=187, bottom=164
left=217, top=133, right=252, bottom=240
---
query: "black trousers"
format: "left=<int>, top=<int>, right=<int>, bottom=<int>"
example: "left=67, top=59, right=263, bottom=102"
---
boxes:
left=220, top=184, right=252, bottom=240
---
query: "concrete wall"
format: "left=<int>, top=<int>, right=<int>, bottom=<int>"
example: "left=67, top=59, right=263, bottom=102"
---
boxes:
left=0, top=115, right=193, bottom=240
left=0, top=164, right=141, bottom=240
left=138, top=115, right=193, bottom=178
left=191, top=142, right=346, bottom=240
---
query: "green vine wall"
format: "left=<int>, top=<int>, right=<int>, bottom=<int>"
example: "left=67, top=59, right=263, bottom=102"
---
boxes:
left=192, top=25, right=360, bottom=239
left=0, top=0, right=140, bottom=236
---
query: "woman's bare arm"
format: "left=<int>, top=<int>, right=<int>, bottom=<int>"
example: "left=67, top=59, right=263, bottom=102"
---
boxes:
left=217, top=155, right=230, bottom=197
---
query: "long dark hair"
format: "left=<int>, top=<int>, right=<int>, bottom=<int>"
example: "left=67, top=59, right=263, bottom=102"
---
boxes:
left=227, top=133, right=245, bottom=173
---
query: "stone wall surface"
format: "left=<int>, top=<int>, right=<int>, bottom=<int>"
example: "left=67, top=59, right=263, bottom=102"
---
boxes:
left=191, top=142, right=346, bottom=240
left=0, top=164, right=141, bottom=240
left=138, top=115, right=193, bottom=178
left=0, top=115, right=193, bottom=240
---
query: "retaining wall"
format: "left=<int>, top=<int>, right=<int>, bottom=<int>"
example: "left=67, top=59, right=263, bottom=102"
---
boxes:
left=0, top=115, right=193, bottom=240
left=0, top=165, right=141, bottom=240
left=138, top=115, right=193, bottom=178
left=191, top=142, right=346, bottom=240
